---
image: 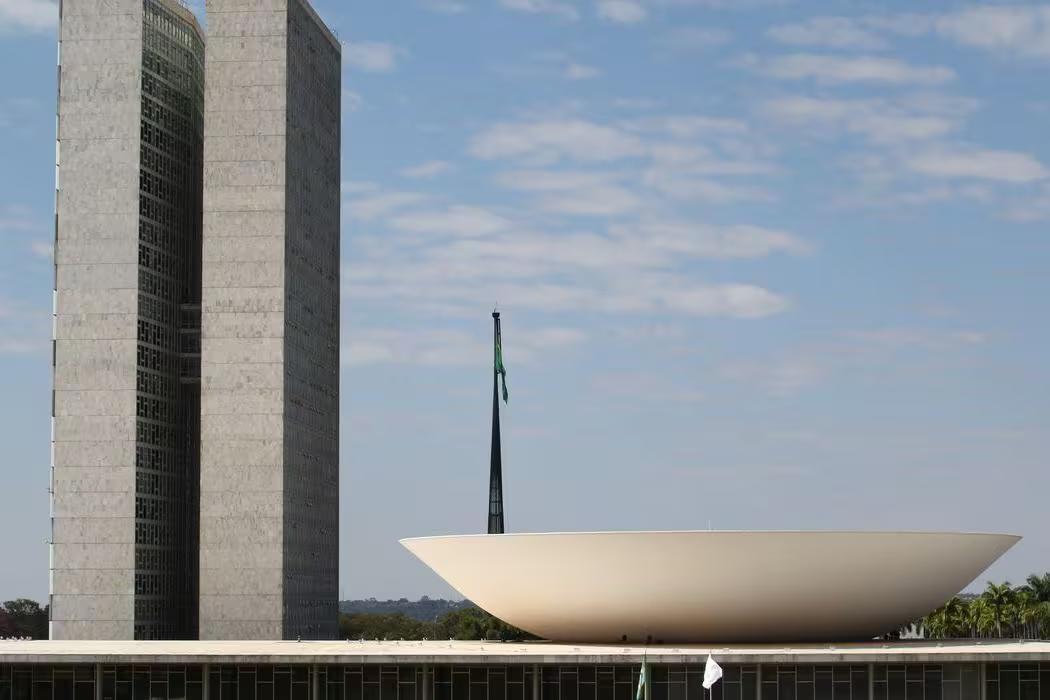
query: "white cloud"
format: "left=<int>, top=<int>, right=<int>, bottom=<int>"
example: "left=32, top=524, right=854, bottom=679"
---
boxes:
left=342, top=41, right=405, bottom=72
left=346, top=326, right=586, bottom=367
left=597, top=0, right=647, bottom=24
left=401, top=161, right=455, bottom=179
left=906, top=148, right=1049, bottom=183
left=767, top=17, right=888, bottom=50
left=748, top=53, right=955, bottom=85
left=389, top=205, right=512, bottom=237
left=470, top=119, right=646, bottom=163
left=0, top=205, right=41, bottom=234
left=935, top=6, right=1050, bottom=59
left=347, top=190, right=431, bottom=220
left=565, top=63, right=601, bottom=80
left=500, top=0, right=580, bottom=21
left=761, top=96, right=962, bottom=144
left=420, top=0, right=467, bottom=13
left=0, top=0, right=56, bottom=33
left=29, top=241, right=53, bottom=259
left=847, top=328, right=987, bottom=349
left=659, top=27, right=733, bottom=52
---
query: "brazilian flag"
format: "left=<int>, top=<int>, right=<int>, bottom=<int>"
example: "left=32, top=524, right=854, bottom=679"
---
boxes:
left=495, top=320, right=509, bottom=403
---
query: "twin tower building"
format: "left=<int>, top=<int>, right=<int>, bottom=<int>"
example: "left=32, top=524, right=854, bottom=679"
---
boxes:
left=50, top=0, right=341, bottom=640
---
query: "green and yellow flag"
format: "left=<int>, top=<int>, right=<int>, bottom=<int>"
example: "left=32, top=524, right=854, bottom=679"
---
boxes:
left=635, top=658, right=647, bottom=700
left=495, top=321, right=509, bottom=403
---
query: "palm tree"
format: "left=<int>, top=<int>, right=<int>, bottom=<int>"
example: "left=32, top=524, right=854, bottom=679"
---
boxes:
left=983, top=582, right=1014, bottom=638
left=1023, top=573, right=1050, bottom=603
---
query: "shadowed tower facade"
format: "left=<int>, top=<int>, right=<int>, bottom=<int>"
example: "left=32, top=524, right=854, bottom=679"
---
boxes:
left=198, top=0, right=341, bottom=640
left=50, top=0, right=205, bottom=640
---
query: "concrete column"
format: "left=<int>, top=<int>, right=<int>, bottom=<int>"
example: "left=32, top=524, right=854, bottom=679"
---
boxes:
left=313, top=665, right=321, bottom=700
left=422, top=665, right=430, bottom=700
left=94, top=664, right=102, bottom=700
left=533, top=665, right=540, bottom=700
left=979, top=663, right=987, bottom=700
left=867, top=664, right=874, bottom=700
left=756, top=665, right=763, bottom=700
left=202, top=664, right=210, bottom=700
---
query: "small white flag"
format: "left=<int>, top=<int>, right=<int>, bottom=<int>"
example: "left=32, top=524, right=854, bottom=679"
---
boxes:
left=703, top=655, right=723, bottom=690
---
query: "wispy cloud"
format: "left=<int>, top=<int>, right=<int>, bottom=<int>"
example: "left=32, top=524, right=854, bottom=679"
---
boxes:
left=0, top=0, right=56, bottom=33
left=906, top=147, right=1049, bottom=183
left=767, top=17, right=888, bottom=50
left=565, top=62, right=602, bottom=80
left=420, top=0, right=467, bottom=14
left=470, top=119, right=646, bottom=163
left=743, top=53, right=955, bottom=85
left=346, top=189, right=432, bottom=220
left=346, top=326, right=585, bottom=367
left=0, top=205, right=41, bottom=234
left=935, top=6, right=1050, bottom=59
left=389, top=205, right=512, bottom=237
left=401, top=161, right=455, bottom=179
left=761, top=95, right=968, bottom=144
left=342, top=41, right=406, bottom=72
left=596, top=0, right=648, bottom=24
left=658, top=27, right=733, bottom=52
left=500, top=0, right=580, bottom=21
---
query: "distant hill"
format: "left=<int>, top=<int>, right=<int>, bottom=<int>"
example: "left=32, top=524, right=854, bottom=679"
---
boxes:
left=339, top=597, right=475, bottom=621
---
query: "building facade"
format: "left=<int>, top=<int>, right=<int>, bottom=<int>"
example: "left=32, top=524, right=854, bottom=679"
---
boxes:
left=51, top=0, right=340, bottom=641
left=51, top=0, right=205, bottom=641
left=1, top=641, right=1048, bottom=700
left=198, top=0, right=341, bottom=640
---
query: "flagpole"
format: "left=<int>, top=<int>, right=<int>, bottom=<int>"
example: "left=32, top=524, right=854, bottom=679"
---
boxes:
left=487, top=311, right=505, bottom=534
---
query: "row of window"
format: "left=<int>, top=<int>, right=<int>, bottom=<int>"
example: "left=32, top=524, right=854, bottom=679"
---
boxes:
left=8, top=665, right=1049, bottom=700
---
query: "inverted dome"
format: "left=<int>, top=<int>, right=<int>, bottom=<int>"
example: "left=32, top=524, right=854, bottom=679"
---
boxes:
left=401, top=530, right=1019, bottom=643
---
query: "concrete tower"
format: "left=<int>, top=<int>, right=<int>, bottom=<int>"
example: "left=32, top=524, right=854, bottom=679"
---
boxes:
left=198, top=0, right=341, bottom=640
left=51, top=0, right=205, bottom=640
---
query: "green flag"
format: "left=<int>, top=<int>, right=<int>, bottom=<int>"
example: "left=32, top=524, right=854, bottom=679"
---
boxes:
left=495, top=325, right=509, bottom=403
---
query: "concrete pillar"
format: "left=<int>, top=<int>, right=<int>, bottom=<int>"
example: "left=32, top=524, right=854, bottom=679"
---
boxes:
left=94, top=664, right=102, bottom=700
left=313, top=665, right=321, bottom=700
left=979, top=663, right=988, bottom=700
left=202, top=665, right=210, bottom=700
left=533, top=665, right=540, bottom=700
left=756, top=665, right=763, bottom=700
left=867, top=664, right=874, bottom=700
left=422, top=665, right=430, bottom=700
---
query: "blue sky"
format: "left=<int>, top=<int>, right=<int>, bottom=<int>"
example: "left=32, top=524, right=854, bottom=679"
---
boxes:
left=1, top=0, right=1049, bottom=602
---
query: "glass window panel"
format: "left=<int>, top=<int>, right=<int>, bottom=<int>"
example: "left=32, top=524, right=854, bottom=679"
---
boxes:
left=276, top=672, right=291, bottom=700
left=491, top=672, right=507, bottom=700
left=452, top=672, right=468, bottom=700
left=561, top=675, right=578, bottom=700
left=258, top=685, right=272, bottom=700
left=797, top=682, right=814, bottom=700
left=944, top=684, right=960, bottom=700
left=1003, top=673, right=1020, bottom=700
left=239, top=673, right=256, bottom=700
left=1040, top=673, right=1050, bottom=700
left=149, top=682, right=166, bottom=700
left=56, top=676, right=75, bottom=700
left=1021, top=684, right=1038, bottom=700
left=725, top=680, right=741, bottom=700
left=906, top=682, right=924, bottom=700
left=292, top=682, right=309, bottom=700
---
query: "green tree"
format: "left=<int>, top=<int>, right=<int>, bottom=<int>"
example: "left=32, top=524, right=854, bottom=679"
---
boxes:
left=1022, top=573, right=1050, bottom=603
left=981, top=582, right=1014, bottom=638
left=1, top=599, right=48, bottom=639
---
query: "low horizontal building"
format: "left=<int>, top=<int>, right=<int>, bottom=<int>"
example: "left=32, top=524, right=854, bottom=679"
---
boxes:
left=1, top=640, right=1048, bottom=700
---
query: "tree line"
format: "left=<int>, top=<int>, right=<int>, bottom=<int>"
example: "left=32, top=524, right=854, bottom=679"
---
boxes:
left=0, top=599, right=48, bottom=639
left=914, top=573, right=1050, bottom=639
left=338, top=605, right=536, bottom=642
left=3, top=574, right=1048, bottom=641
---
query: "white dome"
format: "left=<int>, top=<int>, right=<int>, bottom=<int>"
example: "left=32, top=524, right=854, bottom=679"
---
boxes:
left=401, top=530, right=1019, bottom=643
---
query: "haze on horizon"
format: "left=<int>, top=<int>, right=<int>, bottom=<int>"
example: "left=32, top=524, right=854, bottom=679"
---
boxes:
left=0, top=0, right=1047, bottom=603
